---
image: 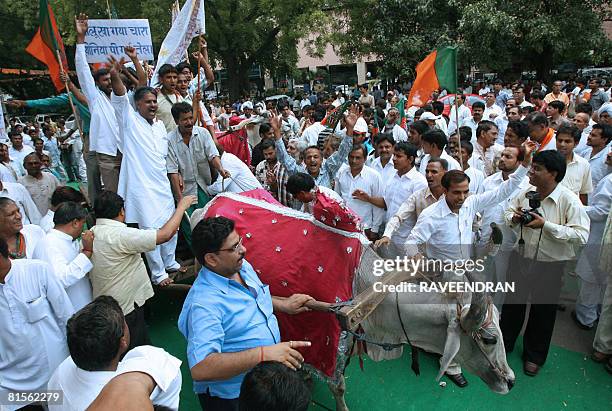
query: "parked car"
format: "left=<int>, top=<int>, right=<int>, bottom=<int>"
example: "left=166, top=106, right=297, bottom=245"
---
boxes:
left=435, top=94, right=485, bottom=117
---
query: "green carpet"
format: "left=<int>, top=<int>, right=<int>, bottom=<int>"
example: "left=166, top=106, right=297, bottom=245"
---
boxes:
left=147, top=292, right=612, bottom=411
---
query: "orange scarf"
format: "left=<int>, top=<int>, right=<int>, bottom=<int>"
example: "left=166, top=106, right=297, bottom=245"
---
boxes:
left=537, top=128, right=555, bottom=152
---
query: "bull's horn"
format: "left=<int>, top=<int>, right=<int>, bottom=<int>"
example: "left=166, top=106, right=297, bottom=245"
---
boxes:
left=460, top=284, right=488, bottom=332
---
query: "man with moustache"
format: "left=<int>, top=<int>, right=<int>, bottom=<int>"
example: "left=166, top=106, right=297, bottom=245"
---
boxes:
left=368, top=133, right=396, bottom=182
left=108, top=57, right=182, bottom=286
left=375, top=157, right=448, bottom=248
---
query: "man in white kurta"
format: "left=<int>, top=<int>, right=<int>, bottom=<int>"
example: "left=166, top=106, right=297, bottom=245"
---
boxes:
left=32, top=203, right=94, bottom=311
left=110, top=66, right=179, bottom=286
left=0, top=254, right=74, bottom=410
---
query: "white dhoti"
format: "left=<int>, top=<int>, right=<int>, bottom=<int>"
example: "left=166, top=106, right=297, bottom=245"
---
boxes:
left=144, top=230, right=180, bottom=284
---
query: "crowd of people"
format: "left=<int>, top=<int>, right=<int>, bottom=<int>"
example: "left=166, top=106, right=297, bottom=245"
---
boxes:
left=1, top=13, right=612, bottom=410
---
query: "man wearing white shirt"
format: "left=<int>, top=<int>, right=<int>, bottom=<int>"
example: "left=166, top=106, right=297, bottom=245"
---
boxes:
left=468, top=120, right=504, bottom=177
left=0, top=179, right=41, bottom=225
left=109, top=56, right=182, bottom=287
left=0, top=239, right=74, bottom=410
left=448, top=94, right=472, bottom=135
left=335, top=145, right=384, bottom=240
left=33, top=202, right=94, bottom=311
left=418, top=129, right=461, bottom=174
left=431, top=101, right=450, bottom=137
left=483, top=91, right=503, bottom=121
left=456, top=141, right=485, bottom=193
left=494, top=105, right=521, bottom=145
left=208, top=147, right=263, bottom=195
left=300, top=109, right=327, bottom=146
left=382, top=108, right=408, bottom=142
left=48, top=296, right=182, bottom=411
left=75, top=15, right=121, bottom=196
left=0, top=142, right=22, bottom=182
left=583, top=124, right=612, bottom=189
left=357, top=142, right=427, bottom=246
left=574, top=155, right=612, bottom=330
left=7, top=131, right=34, bottom=173
left=375, top=157, right=448, bottom=249
left=556, top=125, right=593, bottom=204
left=405, top=141, right=535, bottom=263
left=459, top=101, right=485, bottom=141
left=39, top=185, right=89, bottom=233
left=369, top=133, right=396, bottom=182
left=280, top=103, right=300, bottom=141
left=572, top=111, right=593, bottom=156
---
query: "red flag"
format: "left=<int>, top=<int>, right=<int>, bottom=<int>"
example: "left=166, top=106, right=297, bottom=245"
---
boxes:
left=26, top=0, right=68, bottom=92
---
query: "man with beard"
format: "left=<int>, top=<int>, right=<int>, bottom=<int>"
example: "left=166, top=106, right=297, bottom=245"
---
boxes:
left=109, top=57, right=183, bottom=286
left=254, top=140, right=281, bottom=197
left=279, top=103, right=300, bottom=141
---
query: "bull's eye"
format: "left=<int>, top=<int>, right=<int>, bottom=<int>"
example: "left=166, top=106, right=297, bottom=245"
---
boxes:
left=481, top=332, right=498, bottom=345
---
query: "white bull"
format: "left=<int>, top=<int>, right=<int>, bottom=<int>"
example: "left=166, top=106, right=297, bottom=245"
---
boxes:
left=326, top=248, right=516, bottom=411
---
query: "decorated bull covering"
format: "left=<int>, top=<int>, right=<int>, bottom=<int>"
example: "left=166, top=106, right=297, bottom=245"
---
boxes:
left=193, top=189, right=366, bottom=376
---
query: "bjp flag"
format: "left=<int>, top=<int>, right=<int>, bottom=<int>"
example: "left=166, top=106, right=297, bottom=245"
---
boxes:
left=26, top=0, right=68, bottom=92
left=407, top=46, right=458, bottom=107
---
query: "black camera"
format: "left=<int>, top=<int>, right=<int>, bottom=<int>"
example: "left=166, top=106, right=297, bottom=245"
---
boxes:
left=519, top=191, right=542, bottom=225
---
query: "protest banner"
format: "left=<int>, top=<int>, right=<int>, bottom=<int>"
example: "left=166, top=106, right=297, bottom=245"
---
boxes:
left=83, top=19, right=154, bottom=63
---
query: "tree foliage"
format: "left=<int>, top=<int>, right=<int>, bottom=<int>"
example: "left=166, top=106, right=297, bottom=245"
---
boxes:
left=1, top=0, right=325, bottom=100
left=325, top=0, right=612, bottom=81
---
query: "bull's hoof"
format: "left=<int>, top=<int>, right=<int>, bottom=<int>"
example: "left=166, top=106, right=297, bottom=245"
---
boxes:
left=445, top=372, right=468, bottom=388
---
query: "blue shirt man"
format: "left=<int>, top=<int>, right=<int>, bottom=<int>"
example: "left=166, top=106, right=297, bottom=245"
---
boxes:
left=178, top=216, right=313, bottom=409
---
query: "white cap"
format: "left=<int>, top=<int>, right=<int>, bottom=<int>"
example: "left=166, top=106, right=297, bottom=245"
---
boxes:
left=354, top=117, right=369, bottom=133
left=420, top=112, right=440, bottom=121
left=242, top=101, right=253, bottom=110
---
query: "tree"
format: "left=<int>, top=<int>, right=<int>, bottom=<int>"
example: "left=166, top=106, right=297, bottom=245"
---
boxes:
left=2, top=0, right=327, bottom=101
left=455, top=0, right=612, bottom=80
left=204, top=0, right=326, bottom=100
left=320, top=0, right=461, bottom=80
left=326, top=0, right=612, bottom=82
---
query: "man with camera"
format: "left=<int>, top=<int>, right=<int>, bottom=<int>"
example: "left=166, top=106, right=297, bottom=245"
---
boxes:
left=500, top=150, right=590, bottom=377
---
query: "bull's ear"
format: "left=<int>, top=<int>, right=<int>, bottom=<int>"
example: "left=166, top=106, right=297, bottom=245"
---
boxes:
left=436, top=320, right=461, bottom=381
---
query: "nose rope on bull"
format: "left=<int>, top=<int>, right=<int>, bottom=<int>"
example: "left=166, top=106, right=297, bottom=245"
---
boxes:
left=457, top=302, right=511, bottom=380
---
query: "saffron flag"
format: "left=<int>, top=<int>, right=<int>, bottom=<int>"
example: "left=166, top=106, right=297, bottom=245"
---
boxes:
left=407, top=46, right=457, bottom=108
left=193, top=191, right=364, bottom=377
left=151, top=0, right=205, bottom=86
left=26, top=0, right=68, bottom=92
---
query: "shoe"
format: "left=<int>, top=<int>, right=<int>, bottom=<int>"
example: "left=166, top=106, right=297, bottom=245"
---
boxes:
left=592, top=351, right=610, bottom=363
left=445, top=372, right=468, bottom=388
left=571, top=310, right=594, bottom=330
left=523, top=361, right=540, bottom=376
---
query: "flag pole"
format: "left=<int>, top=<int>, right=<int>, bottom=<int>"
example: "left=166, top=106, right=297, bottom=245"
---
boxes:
left=56, top=50, right=84, bottom=140
left=194, top=34, right=203, bottom=126
left=453, top=49, right=462, bottom=168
